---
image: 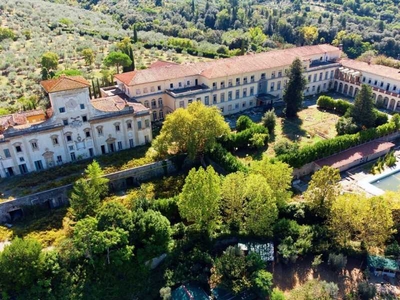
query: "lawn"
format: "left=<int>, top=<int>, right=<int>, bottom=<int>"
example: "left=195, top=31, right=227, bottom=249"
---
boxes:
left=266, top=106, right=340, bottom=156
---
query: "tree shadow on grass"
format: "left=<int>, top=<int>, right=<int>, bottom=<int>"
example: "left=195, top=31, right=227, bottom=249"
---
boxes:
left=281, top=117, right=307, bottom=142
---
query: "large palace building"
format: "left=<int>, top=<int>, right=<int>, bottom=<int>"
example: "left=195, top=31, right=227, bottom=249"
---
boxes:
left=0, top=44, right=399, bottom=177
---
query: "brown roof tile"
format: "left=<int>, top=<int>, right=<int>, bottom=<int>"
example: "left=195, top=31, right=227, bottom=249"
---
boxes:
left=41, top=75, right=90, bottom=93
left=315, top=141, right=394, bottom=170
left=115, top=45, right=340, bottom=86
left=149, top=60, right=178, bottom=69
left=91, top=95, right=127, bottom=112
left=340, top=59, right=400, bottom=82
left=90, top=95, right=149, bottom=114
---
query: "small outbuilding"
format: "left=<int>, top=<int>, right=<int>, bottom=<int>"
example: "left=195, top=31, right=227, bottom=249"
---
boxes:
left=367, top=255, right=400, bottom=278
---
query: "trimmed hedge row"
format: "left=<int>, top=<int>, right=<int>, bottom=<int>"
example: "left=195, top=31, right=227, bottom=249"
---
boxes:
left=221, top=116, right=269, bottom=150
left=317, top=95, right=352, bottom=114
left=317, top=95, right=388, bottom=126
left=278, top=121, right=398, bottom=168
left=208, top=143, right=247, bottom=173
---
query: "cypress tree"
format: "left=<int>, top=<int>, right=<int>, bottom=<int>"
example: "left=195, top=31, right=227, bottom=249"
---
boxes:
left=133, top=25, right=138, bottom=43
left=92, top=80, right=97, bottom=98
left=283, top=58, right=307, bottom=118
left=350, top=84, right=376, bottom=128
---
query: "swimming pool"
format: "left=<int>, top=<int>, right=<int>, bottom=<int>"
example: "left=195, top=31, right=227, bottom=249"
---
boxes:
left=371, top=170, right=400, bottom=192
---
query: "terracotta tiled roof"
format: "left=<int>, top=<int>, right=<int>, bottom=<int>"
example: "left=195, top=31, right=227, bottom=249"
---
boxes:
left=149, top=60, right=178, bottom=69
left=315, top=141, right=394, bottom=170
left=90, top=95, right=149, bottom=114
left=126, top=101, right=149, bottom=113
left=0, top=115, right=13, bottom=127
left=340, top=59, right=400, bottom=82
left=91, top=95, right=127, bottom=112
left=114, top=71, right=136, bottom=85
left=115, top=45, right=340, bottom=86
left=41, top=75, right=90, bottom=93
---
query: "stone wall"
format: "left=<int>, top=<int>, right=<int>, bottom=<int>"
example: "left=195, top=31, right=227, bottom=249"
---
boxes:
left=0, top=159, right=177, bottom=223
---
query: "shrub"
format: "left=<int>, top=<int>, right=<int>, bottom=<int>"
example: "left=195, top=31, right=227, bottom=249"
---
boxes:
left=236, top=115, right=253, bottom=132
left=336, top=116, right=359, bottom=135
left=385, top=241, right=400, bottom=257
left=262, top=109, right=277, bottom=134
left=357, top=282, right=376, bottom=300
left=278, top=121, right=398, bottom=168
left=317, top=96, right=352, bottom=114
left=274, top=140, right=299, bottom=156
left=208, top=143, right=247, bottom=173
left=328, top=253, right=347, bottom=272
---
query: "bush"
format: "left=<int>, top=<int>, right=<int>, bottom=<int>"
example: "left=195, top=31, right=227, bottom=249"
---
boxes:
left=208, top=143, right=247, bottom=173
left=278, top=121, right=398, bottom=168
left=236, top=115, right=253, bottom=132
left=328, top=253, right=347, bottom=272
left=262, top=109, right=277, bottom=134
left=317, top=96, right=352, bottom=114
left=385, top=241, right=400, bottom=257
left=274, top=140, right=299, bottom=156
left=336, top=116, right=359, bottom=135
left=223, top=120, right=269, bottom=150
left=357, top=282, right=376, bottom=300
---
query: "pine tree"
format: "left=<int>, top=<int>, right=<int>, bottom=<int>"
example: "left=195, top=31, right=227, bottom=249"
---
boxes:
left=350, top=84, right=376, bottom=128
left=283, top=58, right=307, bottom=118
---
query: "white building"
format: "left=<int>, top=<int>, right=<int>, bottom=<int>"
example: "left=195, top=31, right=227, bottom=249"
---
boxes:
left=334, top=59, right=400, bottom=111
left=115, top=44, right=342, bottom=121
left=1, top=44, right=399, bottom=177
left=0, top=75, right=152, bottom=177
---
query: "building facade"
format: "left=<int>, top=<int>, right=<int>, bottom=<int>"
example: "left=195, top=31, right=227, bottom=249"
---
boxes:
left=1, top=44, right=400, bottom=177
left=115, top=44, right=342, bottom=121
left=334, top=59, right=400, bottom=112
left=0, top=76, right=152, bottom=177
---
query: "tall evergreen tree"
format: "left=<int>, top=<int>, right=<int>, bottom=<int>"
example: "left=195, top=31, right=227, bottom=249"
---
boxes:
left=350, top=84, right=376, bottom=128
left=283, top=57, right=307, bottom=118
left=133, top=25, right=138, bottom=43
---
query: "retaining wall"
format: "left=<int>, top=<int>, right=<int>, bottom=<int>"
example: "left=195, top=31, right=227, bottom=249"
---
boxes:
left=0, top=159, right=177, bottom=223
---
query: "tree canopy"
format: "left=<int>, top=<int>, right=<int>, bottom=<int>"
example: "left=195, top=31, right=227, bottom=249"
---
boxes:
left=103, top=51, right=132, bottom=73
left=178, top=166, right=221, bottom=233
left=349, top=84, right=376, bottom=128
left=152, top=101, right=230, bottom=160
left=41, top=51, right=59, bottom=71
left=304, top=166, right=341, bottom=218
left=329, top=194, right=394, bottom=249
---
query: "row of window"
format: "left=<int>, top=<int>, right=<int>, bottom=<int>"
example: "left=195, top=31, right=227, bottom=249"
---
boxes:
left=59, top=103, right=85, bottom=113
left=307, top=71, right=335, bottom=83
left=362, top=77, right=398, bottom=92
left=63, top=115, right=88, bottom=126
left=306, top=82, right=329, bottom=93
left=135, top=79, right=201, bottom=95
left=144, top=98, right=163, bottom=109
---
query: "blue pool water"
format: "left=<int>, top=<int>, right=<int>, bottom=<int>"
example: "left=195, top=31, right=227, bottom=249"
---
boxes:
left=371, top=170, right=400, bottom=192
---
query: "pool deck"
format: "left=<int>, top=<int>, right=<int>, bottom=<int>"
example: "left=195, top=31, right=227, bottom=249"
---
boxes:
left=358, top=162, right=400, bottom=196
